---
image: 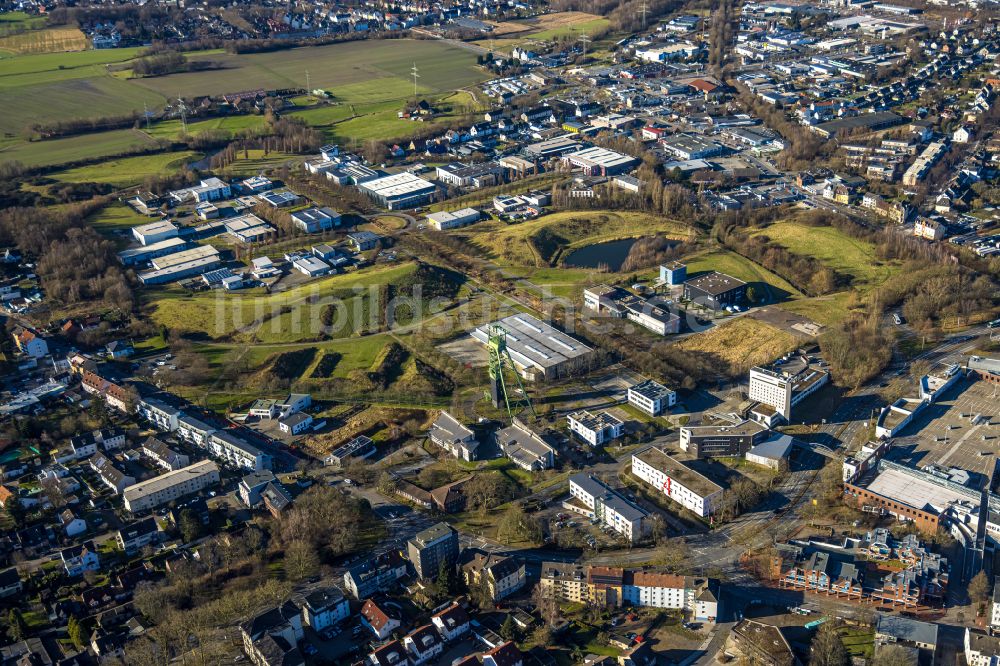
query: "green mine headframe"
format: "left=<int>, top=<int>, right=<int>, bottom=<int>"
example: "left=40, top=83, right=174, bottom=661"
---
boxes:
left=486, top=324, right=535, bottom=422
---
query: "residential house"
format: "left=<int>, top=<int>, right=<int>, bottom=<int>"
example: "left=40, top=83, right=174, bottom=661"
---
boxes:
left=462, top=553, right=527, bottom=601
left=0, top=567, right=22, bottom=598
left=116, top=516, right=160, bottom=553
left=431, top=602, right=470, bottom=642
left=13, top=327, right=48, bottom=358
left=301, top=587, right=350, bottom=632
left=90, top=453, right=136, bottom=495
left=361, top=598, right=401, bottom=640
left=240, top=601, right=304, bottom=666
left=60, top=541, right=100, bottom=576
left=142, top=437, right=190, bottom=471
left=60, top=509, right=87, bottom=537
left=404, top=625, right=444, bottom=665
left=369, top=639, right=410, bottom=666
left=344, top=550, right=409, bottom=599
left=484, top=641, right=524, bottom=666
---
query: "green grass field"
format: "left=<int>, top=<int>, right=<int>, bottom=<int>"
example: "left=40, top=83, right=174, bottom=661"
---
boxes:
left=0, top=12, right=48, bottom=30
left=150, top=262, right=419, bottom=344
left=751, top=221, right=898, bottom=288
left=461, top=210, right=694, bottom=268
left=145, top=114, right=266, bottom=140
left=87, top=202, right=157, bottom=231
left=0, top=47, right=161, bottom=135
left=0, top=128, right=161, bottom=167
left=519, top=16, right=610, bottom=41
left=49, top=150, right=200, bottom=187
left=681, top=249, right=804, bottom=300
left=130, top=40, right=486, bottom=103
left=219, top=149, right=302, bottom=176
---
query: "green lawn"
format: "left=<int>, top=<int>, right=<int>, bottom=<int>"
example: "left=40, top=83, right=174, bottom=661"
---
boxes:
left=520, top=16, right=610, bottom=41
left=220, top=149, right=302, bottom=176
left=150, top=261, right=419, bottom=344
left=87, top=202, right=157, bottom=231
left=0, top=11, right=48, bottom=30
left=49, top=150, right=200, bottom=187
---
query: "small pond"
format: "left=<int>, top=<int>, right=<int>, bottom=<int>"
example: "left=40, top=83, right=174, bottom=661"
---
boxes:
left=562, top=238, right=638, bottom=271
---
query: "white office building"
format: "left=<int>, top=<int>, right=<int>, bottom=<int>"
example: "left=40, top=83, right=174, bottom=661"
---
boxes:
left=567, top=410, right=624, bottom=447
left=748, top=354, right=829, bottom=423
left=628, top=379, right=676, bottom=416
left=568, top=473, right=648, bottom=543
left=631, top=446, right=723, bottom=517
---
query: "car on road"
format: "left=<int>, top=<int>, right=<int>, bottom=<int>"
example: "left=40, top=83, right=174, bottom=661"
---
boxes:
left=988, top=318, right=1000, bottom=329
left=893, top=313, right=903, bottom=325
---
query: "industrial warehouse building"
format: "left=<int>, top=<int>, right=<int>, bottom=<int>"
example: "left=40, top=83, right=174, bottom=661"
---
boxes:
left=682, top=272, right=746, bottom=310
left=426, top=208, right=481, bottom=231
left=123, top=460, right=220, bottom=513
left=471, top=314, right=594, bottom=381
left=358, top=172, right=438, bottom=210
left=137, top=246, right=222, bottom=285
left=561, top=146, right=639, bottom=176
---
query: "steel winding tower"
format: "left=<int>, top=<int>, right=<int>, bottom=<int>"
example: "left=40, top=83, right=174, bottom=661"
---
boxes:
left=486, top=324, right=535, bottom=422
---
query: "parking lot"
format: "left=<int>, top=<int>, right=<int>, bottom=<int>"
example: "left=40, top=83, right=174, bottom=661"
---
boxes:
left=892, top=377, right=1000, bottom=479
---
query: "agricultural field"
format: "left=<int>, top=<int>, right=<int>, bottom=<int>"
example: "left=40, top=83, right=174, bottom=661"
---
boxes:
left=460, top=210, right=694, bottom=267
left=0, top=12, right=48, bottom=31
left=0, top=128, right=161, bottom=168
left=50, top=150, right=199, bottom=187
left=484, top=11, right=610, bottom=40
left=149, top=262, right=421, bottom=344
left=674, top=317, right=799, bottom=376
left=0, top=26, right=88, bottom=54
left=130, top=40, right=486, bottom=103
left=0, top=47, right=158, bottom=136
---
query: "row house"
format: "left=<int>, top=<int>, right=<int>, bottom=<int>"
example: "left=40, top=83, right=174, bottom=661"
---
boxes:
left=81, top=371, right=132, bottom=413
left=772, top=547, right=864, bottom=600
